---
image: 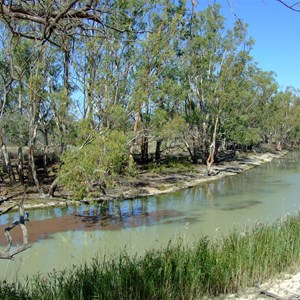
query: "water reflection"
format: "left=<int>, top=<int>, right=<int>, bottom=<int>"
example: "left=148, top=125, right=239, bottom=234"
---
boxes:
left=0, top=152, right=299, bottom=282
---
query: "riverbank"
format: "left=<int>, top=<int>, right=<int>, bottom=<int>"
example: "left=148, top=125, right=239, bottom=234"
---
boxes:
left=222, top=269, right=300, bottom=299
left=0, top=150, right=288, bottom=212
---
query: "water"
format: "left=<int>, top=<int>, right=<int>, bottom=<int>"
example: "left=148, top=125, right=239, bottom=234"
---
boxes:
left=0, top=152, right=299, bottom=282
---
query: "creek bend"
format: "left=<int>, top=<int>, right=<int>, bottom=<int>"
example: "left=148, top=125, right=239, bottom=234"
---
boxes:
left=0, top=151, right=299, bottom=282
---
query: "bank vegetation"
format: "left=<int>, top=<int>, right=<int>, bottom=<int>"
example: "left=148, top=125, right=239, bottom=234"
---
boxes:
left=0, top=212, right=299, bottom=299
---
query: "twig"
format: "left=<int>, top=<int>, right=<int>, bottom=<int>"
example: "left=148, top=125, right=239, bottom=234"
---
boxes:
left=259, top=289, right=284, bottom=300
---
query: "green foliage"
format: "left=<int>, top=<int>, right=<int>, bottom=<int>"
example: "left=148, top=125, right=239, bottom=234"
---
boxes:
left=151, top=109, right=186, bottom=140
left=0, top=112, right=29, bottom=146
left=59, top=130, right=130, bottom=200
left=106, top=104, right=131, bottom=132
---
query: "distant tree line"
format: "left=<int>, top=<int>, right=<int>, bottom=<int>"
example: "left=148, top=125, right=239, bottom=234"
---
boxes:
left=0, top=0, right=299, bottom=199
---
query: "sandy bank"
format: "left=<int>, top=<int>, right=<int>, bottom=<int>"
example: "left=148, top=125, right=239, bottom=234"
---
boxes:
left=0, top=151, right=288, bottom=212
left=221, top=268, right=300, bottom=299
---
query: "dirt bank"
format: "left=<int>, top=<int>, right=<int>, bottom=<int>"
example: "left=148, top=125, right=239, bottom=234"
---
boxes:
left=0, top=151, right=287, bottom=212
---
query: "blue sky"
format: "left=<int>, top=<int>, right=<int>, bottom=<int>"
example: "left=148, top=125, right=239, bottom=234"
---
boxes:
left=197, top=0, right=300, bottom=90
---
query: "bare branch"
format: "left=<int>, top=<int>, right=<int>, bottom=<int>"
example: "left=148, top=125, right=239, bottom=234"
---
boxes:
left=0, top=188, right=31, bottom=260
left=0, top=0, right=150, bottom=48
left=276, top=0, right=300, bottom=12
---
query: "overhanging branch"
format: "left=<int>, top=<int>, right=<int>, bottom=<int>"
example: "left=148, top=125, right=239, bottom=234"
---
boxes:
left=0, top=190, right=31, bottom=260
left=276, top=0, right=300, bottom=12
left=0, top=0, right=150, bottom=48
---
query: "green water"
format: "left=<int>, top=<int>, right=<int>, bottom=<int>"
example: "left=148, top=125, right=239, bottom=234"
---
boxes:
left=0, top=152, right=299, bottom=282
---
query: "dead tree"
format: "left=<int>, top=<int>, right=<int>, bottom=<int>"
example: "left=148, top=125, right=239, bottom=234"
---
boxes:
left=0, top=190, right=31, bottom=260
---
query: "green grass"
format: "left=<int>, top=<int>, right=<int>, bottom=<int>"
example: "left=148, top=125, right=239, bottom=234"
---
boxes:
left=2, top=214, right=300, bottom=299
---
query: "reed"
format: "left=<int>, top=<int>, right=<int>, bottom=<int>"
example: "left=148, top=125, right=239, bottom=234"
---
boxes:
left=2, top=213, right=300, bottom=299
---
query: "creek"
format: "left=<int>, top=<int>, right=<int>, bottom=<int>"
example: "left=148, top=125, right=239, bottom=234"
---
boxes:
left=0, top=151, right=299, bottom=282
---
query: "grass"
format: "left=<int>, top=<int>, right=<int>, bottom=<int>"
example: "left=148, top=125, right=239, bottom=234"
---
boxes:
left=2, top=213, right=300, bottom=299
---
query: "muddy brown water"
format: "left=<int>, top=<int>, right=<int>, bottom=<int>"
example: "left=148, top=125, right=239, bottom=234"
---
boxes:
left=0, top=151, right=300, bottom=283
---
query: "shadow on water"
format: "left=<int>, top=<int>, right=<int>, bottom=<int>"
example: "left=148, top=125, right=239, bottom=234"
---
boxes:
left=218, top=199, right=262, bottom=211
left=0, top=203, right=190, bottom=245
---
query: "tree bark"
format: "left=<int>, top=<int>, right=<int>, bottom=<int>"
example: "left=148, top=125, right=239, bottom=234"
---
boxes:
left=129, top=106, right=141, bottom=162
left=183, top=137, right=198, bottom=164
left=155, top=139, right=162, bottom=165
left=0, top=130, right=15, bottom=184
left=141, top=127, right=148, bottom=164
left=48, top=176, right=59, bottom=197
left=206, top=114, right=219, bottom=176
left=28, top=145, right=43, bottom=194
left=17, top=146, right=24, bottom=184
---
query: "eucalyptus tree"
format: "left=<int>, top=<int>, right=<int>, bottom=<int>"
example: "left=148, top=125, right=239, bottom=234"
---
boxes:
left=130, top=0, right=186, bottom=164
left=184, top=4, right=253, bottom=173
left=220, top=64, right=262, bottom=151
left=267, top=88, right=300, bottom=149
left=0, top=28, right=17, bottom=184
left=247, top=67, right=278, bottom=145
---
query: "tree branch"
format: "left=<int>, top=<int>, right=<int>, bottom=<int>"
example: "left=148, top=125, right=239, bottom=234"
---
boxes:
left=0, top=189, right=31, bottom=260
left=276, top=0, right=300, bottom=12
left=0, top=0, right=150, bottom=48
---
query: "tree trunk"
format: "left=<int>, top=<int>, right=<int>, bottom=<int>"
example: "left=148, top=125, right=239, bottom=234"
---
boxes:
left=48, top=176, right=59, bottom=197
left=28, top=117, right=43, bottom=194
left=0, top=130, right=15, bottom=184
left=183, top=137, right=198, bottom=164
left=41, top=130, right=49, bottom=175
left=206, top=114, right=219, bottom=176
left=28, top=145, right=43, bottom=194
left=1, top=144, right=15, bottom=184
left=17, top=146, right=24, bottom=184
left=141, top=127, right=148, bottom=164
left=155, top=139, right=162, bottom=165
left=130, top=107, right=141, bottom=162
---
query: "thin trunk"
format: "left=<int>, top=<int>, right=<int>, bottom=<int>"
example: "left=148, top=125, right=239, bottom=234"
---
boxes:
left=0, top=130, right=15, bottom=184
left=206, top=114, right=219, bottom=176
left=59, top=49, right=71, bottom=154
left=17, top=146, right=24, bottom=184
left=130, top=106, right=142, bottom=161
left=48, top=176, right=59, bottom=197
left=1, top=144, right=15, bottom=184
left=28, top=144, right=43, bottom=194
left=28, top=56, right=44, bottom=194
left=42, top=130, right=49, bottom=175
left=141, top=127, right=148, bottom=164
left=155, top=139, right=162, bottom=165
left=64, top=49, right=70, bottom=94
left=183, top=137, right=197, bottom=164
left=28, top=107, right=43, bottom=194
left=17, top=85, right=24, bottom=183
left=192, top=135, right=197, bottom=164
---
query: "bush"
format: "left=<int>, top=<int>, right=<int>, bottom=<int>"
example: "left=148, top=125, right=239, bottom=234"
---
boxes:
left=59, top=129, right=130, bottom=200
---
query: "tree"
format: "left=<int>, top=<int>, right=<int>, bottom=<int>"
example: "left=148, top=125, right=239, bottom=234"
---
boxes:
left=129, top=0, right=186, bottom=164
left=59, top=128, right=129, bottom=200
left=183, top=4, right=253, bottom=173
